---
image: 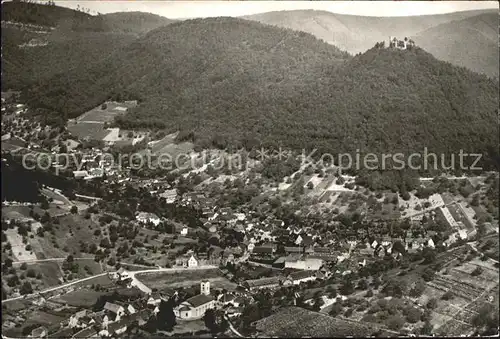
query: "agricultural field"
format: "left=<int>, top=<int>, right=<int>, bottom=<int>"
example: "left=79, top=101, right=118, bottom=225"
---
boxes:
left=398, top=193, right=444, bottom=219
left=67, top=122, right=111, bottom=141
left=75, top=101, right=137, bottom=123
left=136, top=269, right=237, bottom=291
left=53, top=288, right=109, bottom=308
left=254, top=306, right=392, bottom=337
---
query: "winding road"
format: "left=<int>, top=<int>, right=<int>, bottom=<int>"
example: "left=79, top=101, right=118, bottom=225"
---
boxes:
left=2, top=265, right=218, bottom=304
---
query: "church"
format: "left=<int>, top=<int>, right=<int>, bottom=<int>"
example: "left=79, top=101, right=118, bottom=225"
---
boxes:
left=174, top=280, right=216, bottom=320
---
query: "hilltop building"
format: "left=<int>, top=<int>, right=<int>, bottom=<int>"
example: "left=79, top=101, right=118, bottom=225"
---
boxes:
left=389, top=36, right=415, bottom=50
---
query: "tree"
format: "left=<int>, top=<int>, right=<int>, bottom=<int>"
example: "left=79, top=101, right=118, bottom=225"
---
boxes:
left=307, top=181, right=314, bottom=190
left=386, top=315, right=405, bottom=330
left=156, top=299, right=176, bottom=331
left=409, top=281, right=426, bottom=298
left=426, top=298, right=438, bottom=310
left=405, top=306, right=422, bottom=323
left=203, top=309, right=218, bottom=333
left=422, top=268, right=435, bottom=282
left=70, top=205, right=78, bottom=214
left=441, top=291, right=454, bottom=301
left=20, top=281, right=33, bottom=295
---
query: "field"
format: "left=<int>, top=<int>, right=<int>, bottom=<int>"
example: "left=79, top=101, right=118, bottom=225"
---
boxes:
left=5, top=228, right=37, bottom=261
left=67, top=122, right=111, bottom=141
left=53, top=288, right=109, bottom=307
left=423, top=258, right=499, bottom=335
left=398, top=193, right=444, bottom=219
left=254, top=306, right=392, bottom=337
left=152, top=141, right=194, bottom=159
left=76, top=101, right=137, bottom=123
left=136, top=269, right=237, bottom=291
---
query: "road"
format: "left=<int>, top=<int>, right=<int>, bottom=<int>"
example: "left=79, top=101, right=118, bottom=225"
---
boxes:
left=11, top=257, right=153, bottom=269
left=223, top=314, right=245, bottom=338
left=2, top=272, right=110, bottom=303
left=2, top=265, right=218, bottom=303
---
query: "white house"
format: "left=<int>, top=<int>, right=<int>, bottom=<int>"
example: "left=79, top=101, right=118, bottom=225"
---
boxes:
left=127, top=304, right=136, bottom=315
left=427, top=238, right=435, bottom=249
left=176, top=253, right=198, bottom=268
left=286, top=271, right=317, bottom=285
left=135, top=212, right=161, bottom=226
left=103, top=302, right=125, bottom=322
left=180, top=227, right=189, bottom=236
left=284, top=257, right=323, bottom=271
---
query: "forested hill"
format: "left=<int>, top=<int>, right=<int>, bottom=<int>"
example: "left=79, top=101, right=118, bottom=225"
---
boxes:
left=1, top=1, right=174, bottom=33
left=1, top=2, right=174, bottom=94
left=22, top=17, right=499, bottom=163
left=24, top=17, right=351, bottom=125
left=415, top=13, right=499, bottom=77
left=244, top=9, right=499, bottom=78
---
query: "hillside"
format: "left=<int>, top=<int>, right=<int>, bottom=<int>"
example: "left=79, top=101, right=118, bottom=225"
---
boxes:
left=1, top=1, right=174, bottom=33
left=244, top=9, right=499, bottom=77
left=97, top=12, right=176, bottom=34
left=1, top=2, right=174, bottom=93
left=22, top=17, right=499, bottom=165
left=415, top=13, right=499, bottom=77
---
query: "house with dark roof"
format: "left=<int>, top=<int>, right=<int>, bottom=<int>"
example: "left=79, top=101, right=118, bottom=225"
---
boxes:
left=174, top=281, right=215, bottom=320
left=284, top=246, right=303, bottom=254
left=242, top=276, right=282, bottom=291
left=295, top=235, right=314, bottom=246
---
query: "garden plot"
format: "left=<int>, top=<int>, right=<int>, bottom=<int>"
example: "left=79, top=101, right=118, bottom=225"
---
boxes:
left=398, top=193, right=444, bottom=218
left=5, top=228, right=37, bottom=261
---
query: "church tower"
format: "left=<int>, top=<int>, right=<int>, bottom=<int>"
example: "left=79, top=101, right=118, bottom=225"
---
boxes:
left=200, top=280, right=210, bottom=296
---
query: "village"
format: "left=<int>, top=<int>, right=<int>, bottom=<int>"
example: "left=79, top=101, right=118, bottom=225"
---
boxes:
left=1, top=93, right=499, bottom=338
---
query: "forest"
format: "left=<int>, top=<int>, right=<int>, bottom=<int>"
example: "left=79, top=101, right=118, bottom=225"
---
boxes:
left=3, top=10, right=499, bottom=171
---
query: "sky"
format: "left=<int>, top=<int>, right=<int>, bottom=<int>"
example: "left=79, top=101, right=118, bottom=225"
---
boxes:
left=52, top=1, right=499, bottom=19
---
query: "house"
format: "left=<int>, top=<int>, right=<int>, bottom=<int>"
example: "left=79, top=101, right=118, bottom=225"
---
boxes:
left=113, top=267, right=130, bottom=281
left=180, top=226, right=189, bottom=236
left=284, top=246, right=303, bottom=254
left=295, top=235, right=313, bottom=246
left=68, top=310, right=87, bottom=328
left=147, top=291, right=173, bottom=306
left=73, top=170, right=89, bottom=179
left=30, top=326, right=48, bottom=338
left=103, top=302, right=125, bottom=322
left=243, top=276, right=282, bottom=291
left=285, top=270, right=317, bottom=285
left=160, top=189, right=177, bottom=203
left=427, top=238, right=435, bottom=249
left=135, top=212, right=161, bottom=226
left=221, top=252, right=235, bottom=266
left=176, top=252, right=199, bottom=268
left=436, top=206, right=459, bottom=229
left=252, top=246, right=274, bottom=256
left=284, top=256, right=323, bottom=271
left=174, top=281, right=215, bottom=320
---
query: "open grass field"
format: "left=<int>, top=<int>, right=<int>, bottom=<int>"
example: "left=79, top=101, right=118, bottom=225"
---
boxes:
left=5, top=228, right=37, bottom=261
left=54, top=288, right=108, bottom=308
left=152, top=141, right=194, bottom=159
left=67, top=122, right=111, bottom=141
left=137, top=269, right=237, bottom=291
left=76, top=101, right=137, bottom=123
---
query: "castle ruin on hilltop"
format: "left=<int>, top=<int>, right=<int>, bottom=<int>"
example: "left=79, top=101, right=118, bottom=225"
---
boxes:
left=389, top=36, right=415, bottom=50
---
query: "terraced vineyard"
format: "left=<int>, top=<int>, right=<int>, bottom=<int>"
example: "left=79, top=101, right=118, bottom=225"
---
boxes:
left=436, top=319, right=473, bottom=336
left=427, top=275, right=484, bottom=301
